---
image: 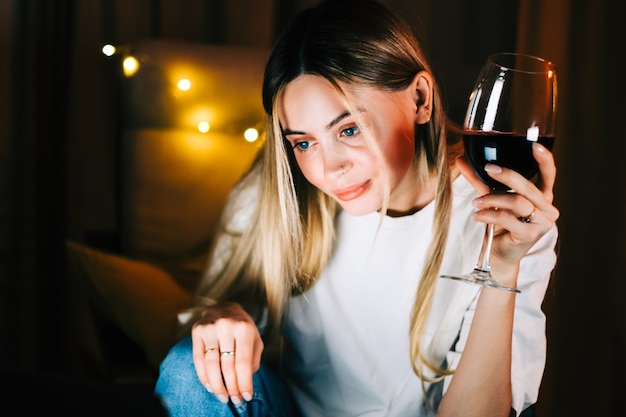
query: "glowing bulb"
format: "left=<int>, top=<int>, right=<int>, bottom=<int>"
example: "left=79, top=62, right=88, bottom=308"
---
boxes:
left=178, top=78, right=191, bottom=91
left=197, top=121, right=210, bottom=133
left=123, top=56, right=139, bottom=77
left=244, top=128, right=259, bottom=142
left=102, top=44, right=116, bottom=56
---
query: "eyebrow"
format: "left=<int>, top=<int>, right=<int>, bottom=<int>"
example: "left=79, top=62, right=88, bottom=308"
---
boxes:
left=282, top=111, right=351, bottom=136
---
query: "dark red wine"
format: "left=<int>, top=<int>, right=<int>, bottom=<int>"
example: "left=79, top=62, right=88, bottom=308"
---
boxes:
left=463, top=131, right=555, bottom=191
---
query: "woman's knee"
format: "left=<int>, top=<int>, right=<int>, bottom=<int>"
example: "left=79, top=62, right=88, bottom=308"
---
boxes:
left=154, top=336, right=222, bottom=415
left=156, top=336, right=198, bottom=390
left=154, top=337, right=299, bottom=417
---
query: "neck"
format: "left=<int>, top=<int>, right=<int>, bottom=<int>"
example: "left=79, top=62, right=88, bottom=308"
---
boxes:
left=385, top=172, right=439, bottom=218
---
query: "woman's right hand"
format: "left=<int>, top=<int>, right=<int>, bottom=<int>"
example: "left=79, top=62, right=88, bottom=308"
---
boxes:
left=191, top=301, right=263, bottom=405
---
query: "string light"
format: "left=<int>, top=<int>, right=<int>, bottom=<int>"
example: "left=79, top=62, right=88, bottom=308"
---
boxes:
left=102, top=44, right=116, bottom=56
left=177, top=78, right=191, bottom=91
left=103, top=44, right=263, bottom=142
left=197, top=121, right=210, bottom=133
left=244, top=128, right=259, bottom=142
left=123, top=56, right=140, bottom=77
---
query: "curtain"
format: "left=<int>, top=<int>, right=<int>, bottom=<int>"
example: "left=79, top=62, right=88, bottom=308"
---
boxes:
left=517, top=0, right=626, bottom=415
left=1, top=0, right=74, bottom=373
left=0, top=0, right=277, bottom=377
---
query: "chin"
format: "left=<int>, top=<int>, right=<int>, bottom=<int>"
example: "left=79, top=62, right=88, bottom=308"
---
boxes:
left=336, top=200, right=380, bottom=217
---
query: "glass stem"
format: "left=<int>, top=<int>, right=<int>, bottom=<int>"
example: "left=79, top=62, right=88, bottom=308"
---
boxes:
left=478, top=223, right=495, bottom=272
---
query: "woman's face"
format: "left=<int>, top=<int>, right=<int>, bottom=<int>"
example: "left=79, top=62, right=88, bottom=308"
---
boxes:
left=278, top=74, right=422, bottom=216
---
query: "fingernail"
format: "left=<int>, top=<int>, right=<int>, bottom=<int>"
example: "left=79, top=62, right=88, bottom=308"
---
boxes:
left=230, top=395, right=242, bottom=405
left=204, top=383, right=213, bottom=393
left=533, top=142, right=547, bottom=153
left=243, top=391, right=253, bottom=401
left=472, top=197, right=483, bottom=207
left=484, top=163, right=502, bottom=174
left=217, top=394, right=229, bottom=404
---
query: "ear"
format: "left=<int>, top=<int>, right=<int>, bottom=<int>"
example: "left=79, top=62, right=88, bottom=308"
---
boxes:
left=411, top=71, right=434, bottom=125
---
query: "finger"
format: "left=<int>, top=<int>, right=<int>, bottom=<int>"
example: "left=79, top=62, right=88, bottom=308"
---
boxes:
left=191, top=328, right=219, bottom=393
left=473, top=190, right=555, bottom=231
left=456, top=156, right=490, bottom=195
left=479, top=163, right=559, bottom=224
left=205, top=345, right=229, bottom=403
left=480, top=143, right=556, bottom=203
left=484, top=143, right=556, bottom=203
left=472, top=195, right=554, bottom=265
left=474, top=193, right=534, bottom=220
left=218, top=344, right=240, bottom=403
left=233, top=332, right=263, bottom=402
left=532, top=142, right=557, bottom=200
left=476, top=203, right=548, bottom=234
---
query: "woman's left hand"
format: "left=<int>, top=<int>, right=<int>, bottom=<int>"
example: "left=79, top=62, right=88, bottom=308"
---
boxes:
left=457, top=142, right=560, bottom=280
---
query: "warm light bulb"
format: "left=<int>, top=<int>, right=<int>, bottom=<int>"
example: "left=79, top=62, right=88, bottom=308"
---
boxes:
left=102, top=44, right=116, bottom=56
left=178, top=78, right=191, bottom=91
left=123, top=56, right=140, bottom=77
left=197, top=121, right=210, bottom=133
left=244, top=128, right=259, bottom=142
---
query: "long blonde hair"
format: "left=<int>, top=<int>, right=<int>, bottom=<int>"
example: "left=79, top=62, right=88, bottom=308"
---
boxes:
left=186, top=0, right=462, bottom=381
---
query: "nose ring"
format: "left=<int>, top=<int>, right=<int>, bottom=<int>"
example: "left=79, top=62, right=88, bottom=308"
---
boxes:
left=340, top=165, right=346, bottom=176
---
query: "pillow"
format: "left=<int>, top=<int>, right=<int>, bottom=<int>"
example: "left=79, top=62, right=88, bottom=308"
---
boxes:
left=65, top=240, right=192, bottom=368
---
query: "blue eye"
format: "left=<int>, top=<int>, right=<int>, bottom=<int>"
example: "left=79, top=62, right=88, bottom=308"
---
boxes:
left=294, top=141, right=311, bottom=150
left=341, top=126, right=359, bottom=137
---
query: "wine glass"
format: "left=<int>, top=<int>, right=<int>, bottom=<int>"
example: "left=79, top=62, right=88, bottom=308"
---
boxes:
left=441, top=52, right=557, bottom=293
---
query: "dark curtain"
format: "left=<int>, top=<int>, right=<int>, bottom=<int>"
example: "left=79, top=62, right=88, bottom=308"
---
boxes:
left=1, top=0, right=244, bottom=376
left=520, top=0, right=626, bottom=415
left=2, top=0, right=74, bottom=373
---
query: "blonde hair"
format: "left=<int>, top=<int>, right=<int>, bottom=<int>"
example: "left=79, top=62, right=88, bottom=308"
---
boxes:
left=185, top=0, right=463, bottom=381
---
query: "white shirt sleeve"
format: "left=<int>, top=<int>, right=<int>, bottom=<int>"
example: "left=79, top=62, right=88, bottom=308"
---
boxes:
left=203, top=164, right=261, bottom=280
left=444, top=224, right=559, bottom=415
left=177, top=165, right=263, bottom=326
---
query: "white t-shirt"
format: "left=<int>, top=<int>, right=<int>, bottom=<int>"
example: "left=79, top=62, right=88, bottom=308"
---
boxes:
left=280, top=175, right=558, bottom=416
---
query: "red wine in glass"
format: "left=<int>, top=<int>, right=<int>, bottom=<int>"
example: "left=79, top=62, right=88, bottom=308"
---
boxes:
left=463, top=131, right=555, bottom=192
left=441, top=52, right=557, bottom=293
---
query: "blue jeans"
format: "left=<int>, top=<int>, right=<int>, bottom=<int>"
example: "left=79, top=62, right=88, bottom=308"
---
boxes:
left=154, top=336, right=299, bottom=417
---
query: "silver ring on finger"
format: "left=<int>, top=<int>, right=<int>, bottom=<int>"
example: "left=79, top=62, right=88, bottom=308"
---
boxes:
left=220, top=350, right=235, bottom=356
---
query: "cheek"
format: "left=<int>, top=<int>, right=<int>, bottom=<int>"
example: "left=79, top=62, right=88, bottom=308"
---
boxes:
left=383, top=132, right=415, bottom=179
left=294, top=155, right=323, bottom=187
left=373, top=107, right=416, bottom=175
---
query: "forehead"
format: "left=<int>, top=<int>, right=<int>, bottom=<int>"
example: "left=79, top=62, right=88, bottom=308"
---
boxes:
left=277, top=75, right=346, bottom=129
left=278, top=75, right=397, bottom=130
left=281, top=75, right=344, bottom=107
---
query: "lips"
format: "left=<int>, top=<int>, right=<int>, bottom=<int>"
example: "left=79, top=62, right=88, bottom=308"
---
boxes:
left=333, top=180, right=371, bottom=202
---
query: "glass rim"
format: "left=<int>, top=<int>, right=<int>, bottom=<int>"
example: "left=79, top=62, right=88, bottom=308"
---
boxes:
left=487, top=52, right=556, bottom=74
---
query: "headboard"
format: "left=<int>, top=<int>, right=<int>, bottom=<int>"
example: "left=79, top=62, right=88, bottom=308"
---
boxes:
left=117, top=39, right=269, bottom=290
left=64, top=40, right=270, bottom=373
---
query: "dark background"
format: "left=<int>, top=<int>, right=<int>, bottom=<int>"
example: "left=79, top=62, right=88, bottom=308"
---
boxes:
left=1, top=0, right=624, bottom=415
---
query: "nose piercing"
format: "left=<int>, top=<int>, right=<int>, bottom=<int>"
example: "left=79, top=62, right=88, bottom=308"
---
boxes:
left=340, top=165, right=346, bottom=176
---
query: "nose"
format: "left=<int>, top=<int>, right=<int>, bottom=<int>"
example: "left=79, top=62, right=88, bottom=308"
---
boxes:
left=329, top=165, right=346, bottom=178
left=323, top=143, right=351, bottom=179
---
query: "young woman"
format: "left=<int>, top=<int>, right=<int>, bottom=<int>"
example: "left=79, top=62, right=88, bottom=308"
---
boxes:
left=154, top=1, right=559, bottom=416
